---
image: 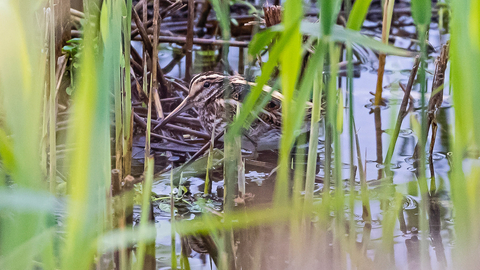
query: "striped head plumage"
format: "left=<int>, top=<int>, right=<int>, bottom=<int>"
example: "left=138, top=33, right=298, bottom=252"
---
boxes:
left=158, top=72, right=289, bottom=141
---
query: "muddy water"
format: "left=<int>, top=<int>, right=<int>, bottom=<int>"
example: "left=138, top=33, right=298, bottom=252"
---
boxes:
left=131, top=18, right=453, bottom=269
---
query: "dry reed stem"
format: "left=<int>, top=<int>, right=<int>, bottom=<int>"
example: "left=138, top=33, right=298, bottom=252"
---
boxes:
left=263, top=5, right=282, bottom=27
left=413, top=43, right=449, bottom=161
left=151, top=0, right=164, bottom=120
left=185, top=0, right=194, bottom=81
left=374, top=0, right=393, bottom=106
left=384, top=56, right=420, bottom=166
left=132, top=7, right=169, bottom=96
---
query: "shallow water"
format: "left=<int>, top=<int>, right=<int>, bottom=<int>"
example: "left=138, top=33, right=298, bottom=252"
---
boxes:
left=131, top=15, right=454, bottom=269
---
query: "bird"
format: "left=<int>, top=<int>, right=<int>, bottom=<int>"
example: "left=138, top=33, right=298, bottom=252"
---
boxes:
left=155, top=72, right=294, bottom=146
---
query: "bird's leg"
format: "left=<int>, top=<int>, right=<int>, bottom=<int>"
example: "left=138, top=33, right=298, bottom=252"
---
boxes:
left=240, top=130, right=259, bottom=160
left=242, top=131, right=258, bottom=148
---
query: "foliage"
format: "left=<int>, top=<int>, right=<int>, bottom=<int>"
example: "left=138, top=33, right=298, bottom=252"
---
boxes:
left=0, top=0, right=479, bottom=269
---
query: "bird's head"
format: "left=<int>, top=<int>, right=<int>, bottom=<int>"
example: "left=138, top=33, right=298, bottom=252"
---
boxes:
left=187, top=72, right=230, bottom=107
left=158, top=72, right=246, bottom=129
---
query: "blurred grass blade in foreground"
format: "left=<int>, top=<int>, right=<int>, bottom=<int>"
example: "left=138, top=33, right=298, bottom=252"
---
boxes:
left=0, top=1, right=51, bottom=269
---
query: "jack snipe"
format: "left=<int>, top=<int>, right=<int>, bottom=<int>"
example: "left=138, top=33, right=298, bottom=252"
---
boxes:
left=156, top=72, right=303, bottom=144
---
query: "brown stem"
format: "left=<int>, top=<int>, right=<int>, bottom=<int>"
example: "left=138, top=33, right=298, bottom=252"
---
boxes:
left=374, top=53, right=386, bottom=106
left=413, top=43, right=449, bottom=160
left=384, top=56, right=420, bottom=166
left=374, top=107, right=383, bottom=180
left=133, top=112, right=210, bottom=140
left=132, top=7, right=169, bottom=96
left=263, top=5, right=282, bottom=27
left=185, top=0, right=195, bottom=81
left=183, top=131, right=225, bottom=168
left=374, top=0, right=392, bottom=106
left=196, top=1, right=211, bottom=29
left=151, top=0, right=164, bottom=120
left=238, top=46, right=244, bottom=75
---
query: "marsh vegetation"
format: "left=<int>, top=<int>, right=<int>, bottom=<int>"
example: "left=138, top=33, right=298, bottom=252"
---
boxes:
left=0, top=0, right=478, bottom=269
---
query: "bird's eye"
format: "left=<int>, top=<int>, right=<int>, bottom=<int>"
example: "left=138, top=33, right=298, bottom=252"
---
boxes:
left=203, top=82, right=211, bottom=88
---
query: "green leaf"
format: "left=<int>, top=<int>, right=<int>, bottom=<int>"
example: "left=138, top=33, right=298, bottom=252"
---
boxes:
left=291, top=40, right=326, bottom=136
left=100, top=0, right=110, bottom=42
left=121, top=0, right=127, bottom=17
left=469, top=1, right=480, bottom=48
left=411, top=0, right=432, bottom=27
left=229, top=22, right=299, bottom=137
left=0, top=229, right=55, bottom=270
left=67, top=38, right=83, bottom=44
left=336, top=89, right=344, bottom=133
left=62, top=45, right=76, bottom=54
left=0, top=189, right=57, bottom=212
left=280, top=3, right=303, bottom=103
left=248, top=28, right=278, bottom=56
left=318, top=0, right=341, bottom=36
left=0, top=129, right=15, bottom=172
left=410, top=114, right=421, bottom=138
left=97, top=225, right=160, bottom=253
left=210, top=0, right=231, bottom=38
left=346, top=0, right=374, bottom=31
left=66, top=86, right=74, bottom=95
left=61, top=0, right=113, bottom=268
left=298, top=22, right=414, bottom=56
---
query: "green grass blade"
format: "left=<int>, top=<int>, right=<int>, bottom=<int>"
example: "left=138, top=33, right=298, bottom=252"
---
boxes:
left=0, top=2, right=50, bottom=269
left=304, top=41, right=325, bottom=210
left=449, top=0, right=480, bottom=267
left=229, top=23, right=299, bottom=137
left=275, top=0, right=304, bottom=207
left=248, top=27, right=278, bottom=55
left=318, top=0, right=341, bottom=36
left=411, top=0, right=432, bottom=27
left=298, top=22, right=415, bottom=56
left=61, top=1, right=111, bottom=268
left=346, top=0, right=374, bottom=31
left=135, top=156, right=154, bottom=270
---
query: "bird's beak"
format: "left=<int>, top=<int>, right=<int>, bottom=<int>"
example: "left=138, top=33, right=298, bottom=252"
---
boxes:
left=153, top=96, right=193, bottom=131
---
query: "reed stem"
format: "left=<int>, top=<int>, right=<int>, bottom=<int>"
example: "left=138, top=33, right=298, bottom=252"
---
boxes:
left=135, top=156, right=154, bottom=270
left=48, top=0, right=57, bottom=194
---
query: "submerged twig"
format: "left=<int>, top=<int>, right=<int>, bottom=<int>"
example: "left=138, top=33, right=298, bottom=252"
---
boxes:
left=384, top=56, right=421, bottom=167
left=134, top=112, right=210, bottom=139
left=414, top=43, right=450, bottom=184
left=184, top=130, right=224, bottom=168
left=413, top=44, right=449, bottom=160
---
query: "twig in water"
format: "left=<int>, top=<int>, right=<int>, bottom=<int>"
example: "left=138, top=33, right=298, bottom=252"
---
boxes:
left=183, top=131, right=225, bottom=168
left=384, top=56, right=421, bottom=166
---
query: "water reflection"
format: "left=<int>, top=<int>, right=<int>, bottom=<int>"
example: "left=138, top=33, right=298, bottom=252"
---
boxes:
left=134, top=16, right=457, bottom=270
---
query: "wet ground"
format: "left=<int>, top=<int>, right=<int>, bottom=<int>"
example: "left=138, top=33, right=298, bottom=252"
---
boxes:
left=129, top=10, right=454, bottom=269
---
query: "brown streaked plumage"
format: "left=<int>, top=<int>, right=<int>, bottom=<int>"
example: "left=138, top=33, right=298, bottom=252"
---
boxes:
left=156, top=72, right=293, bottom=142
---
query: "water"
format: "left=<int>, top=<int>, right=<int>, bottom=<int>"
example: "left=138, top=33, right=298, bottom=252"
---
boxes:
left=131, top=15, right=454, bottom=269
